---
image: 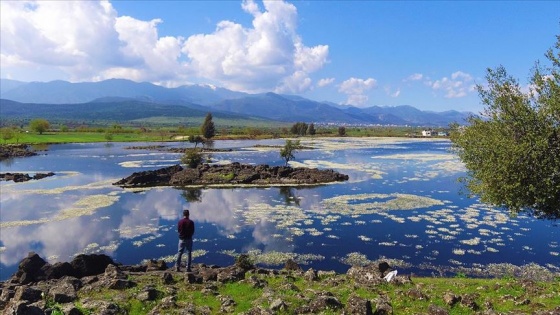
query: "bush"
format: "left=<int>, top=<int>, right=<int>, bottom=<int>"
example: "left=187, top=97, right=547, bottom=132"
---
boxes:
left=181, top=148, right=203, bottom=168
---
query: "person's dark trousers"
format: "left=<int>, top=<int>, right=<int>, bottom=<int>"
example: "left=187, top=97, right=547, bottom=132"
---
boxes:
left=176, top=238, right=193, bottom=271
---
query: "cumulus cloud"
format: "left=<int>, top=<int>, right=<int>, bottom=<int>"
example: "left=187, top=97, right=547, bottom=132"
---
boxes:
left=183, top=0, right=328, bottom=93
left=404, top=73, right=424, bottom=82
left=317, top=77, right=335, bottom=88
left=384, top=86, right=401, bottom=98
left=427, top=71, right=475, bottom=98
left=0, top=0, right=328, bottom=91
left=338, top=77, right=377, bottom=106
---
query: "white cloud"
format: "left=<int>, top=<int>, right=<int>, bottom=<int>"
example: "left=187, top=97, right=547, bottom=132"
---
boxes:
left=338, top=77, right=377, bottom=106
left=182, top=0, right=328, bottom=93
left=384, top=86, right=401, bottom=98
left=0, top=0, right=328, bottom=91
left=429, top=71, right=475, bottom=98
left=317, top=77, right=335, bottom=87
left=404, top=73, right=423, bottom=81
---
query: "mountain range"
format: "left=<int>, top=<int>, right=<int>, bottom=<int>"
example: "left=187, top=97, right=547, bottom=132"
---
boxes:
left=0, top=79, right=473, bottom=126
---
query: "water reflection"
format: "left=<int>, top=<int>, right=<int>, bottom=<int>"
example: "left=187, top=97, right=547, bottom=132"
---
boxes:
left=181, top=188, right=203, bottom=203
left=1, top=138, right=558, bottom=280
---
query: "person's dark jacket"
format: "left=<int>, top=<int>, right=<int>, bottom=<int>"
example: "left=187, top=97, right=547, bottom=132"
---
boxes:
left=178, top=217, right=195, bottom=240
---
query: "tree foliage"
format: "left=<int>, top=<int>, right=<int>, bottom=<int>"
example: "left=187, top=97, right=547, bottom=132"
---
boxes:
left=338, top=126, right=346, bottom=136
left=280, top=139, right=301, bottom=166
left=307, top=123, right=316, bottom=136
left=201, top=113, right=216, bottom=140
left=1, top=127, right=14, bottom=142
left=29, top=118, right=50, bottom=135
left=188, top=135, right=204, bottom=148
left=181, top=148, right=204, bottom=168
left=290, top=122, right=308, bottom=136
left=450, top=35, right=560, bottom=219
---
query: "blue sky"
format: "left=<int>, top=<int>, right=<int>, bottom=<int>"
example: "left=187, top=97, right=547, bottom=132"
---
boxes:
left=1, top=1, right=558, bottom=112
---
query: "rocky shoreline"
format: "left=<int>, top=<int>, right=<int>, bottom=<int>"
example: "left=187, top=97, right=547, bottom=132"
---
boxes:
left=2, top=252, right=559, bottom=315
left=0, top=172, right=55, bottom=183
left=113, top=163, right=349, bottom=188
left=0, top=144, right=38, bottom=160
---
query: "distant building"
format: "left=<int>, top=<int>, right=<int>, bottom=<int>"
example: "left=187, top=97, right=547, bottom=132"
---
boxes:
left=438, top=131, right=449, bottom=137
left=422, top=130, right=432, bottom=137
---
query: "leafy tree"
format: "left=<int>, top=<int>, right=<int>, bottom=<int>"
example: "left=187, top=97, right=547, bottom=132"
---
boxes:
left=338, top=126, right=346, bottom=136
left=181, top=148, right=204, bottom=168
left=290, top=122, right=308, bottom=136
left=201, top=113, right=216, bottom=140
left=307, top=123, right=316, bottom=136
left=188, top=135, right=204, bottom=148
left=104, top=132, right=113, bottom=142
left=280, top=139, right=301, bottom=166
left=450, top=35, right=560, bottom=219
left=29, top=119, right=50, bottom=134
left=1, top=127, right=14, bottom=142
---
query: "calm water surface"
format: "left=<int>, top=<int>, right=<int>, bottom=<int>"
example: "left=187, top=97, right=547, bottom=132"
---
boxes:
left=1, top=137, right=558, bottom=280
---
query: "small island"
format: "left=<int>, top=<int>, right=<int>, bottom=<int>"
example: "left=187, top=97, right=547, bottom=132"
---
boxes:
left=113, top=163, right=349, bottom=188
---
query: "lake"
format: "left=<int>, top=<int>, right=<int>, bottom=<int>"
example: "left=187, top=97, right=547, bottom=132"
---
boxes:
left=1, top=137, right=558, bottom=280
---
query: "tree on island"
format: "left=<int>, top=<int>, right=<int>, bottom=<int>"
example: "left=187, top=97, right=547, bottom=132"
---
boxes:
left=29, top=119, right=50, bottom=135
left=201, top=113, right=216, bottom=140
left=188, top=135, right=205, bottom=148
left=280, top=139, right=302, bottom=166
left=450, top=34, right=560, bottom=219
left=181, top=148, right=203, bottom=168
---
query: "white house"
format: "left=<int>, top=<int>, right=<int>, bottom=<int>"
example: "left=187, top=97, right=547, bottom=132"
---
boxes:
left=422, top=130, right=432, bottom=137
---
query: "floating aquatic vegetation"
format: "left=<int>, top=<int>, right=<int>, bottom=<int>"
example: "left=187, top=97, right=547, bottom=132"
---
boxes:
left=358, top=235, right=372, bottom=242
left=306, top=228, right=323, bottom=236
left=440, top=235, right=456, bottom=240
left=405, top=234, right=418, bottom=238
left=143, top=249, right=208, bottom=264
left=486, top=247, right=499, bottom=253
left=156, top=244, right=165, bottom=247
left=467, top=249, right=482, bottom=255
left=522, top=246, right=533, bottom=251
left=449, top=259, right=463, bottom=265
left=0, top=194, right=120, bottom=228
left=290, top=159, right=386, bottom=180
left=319, top=193, right=444, bottom=217
left=460, top=237, right=481, bottom=246
left=132, top=235, right=160, bottom=247
left=220, top=249, right=324, bottom=266
left=339, top=252, right=371, bottom=266
left=327, top=235, right=340, bottom=239
left=379, top=241, right=397, bottom=246
left=452, top=249, right=465, bottom=255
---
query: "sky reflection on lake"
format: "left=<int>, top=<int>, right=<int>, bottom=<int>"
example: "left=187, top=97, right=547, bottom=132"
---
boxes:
left=1, top=138, right=558, bottom=280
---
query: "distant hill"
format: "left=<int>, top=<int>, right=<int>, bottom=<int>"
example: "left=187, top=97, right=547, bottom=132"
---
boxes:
left=0, top=79, right=247, bottom=105
left=0, top=99, right=270, bottom=125
left=0, top=79, right=473, bottom=126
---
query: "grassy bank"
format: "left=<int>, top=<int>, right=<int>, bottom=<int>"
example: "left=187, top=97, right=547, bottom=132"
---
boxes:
left=60, top=270, right=559, bottom=314
left=0, top=125, right=445, bottom=145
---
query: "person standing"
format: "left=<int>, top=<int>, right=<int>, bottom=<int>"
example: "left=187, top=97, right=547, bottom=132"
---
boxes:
left=176, top=209, right=195, bottom=272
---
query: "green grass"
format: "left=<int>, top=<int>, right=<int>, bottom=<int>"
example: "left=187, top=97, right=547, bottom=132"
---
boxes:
left=70, top=272, right=559, bottom=315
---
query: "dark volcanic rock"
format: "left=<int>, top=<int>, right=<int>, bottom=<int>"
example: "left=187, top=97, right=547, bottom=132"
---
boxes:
left=114, top=162, right=348, bottom=188
left=70, top=254, right=115, bottom=278
left=0, top=172, right=55, bottom=183
left=0, top=144, right=38, bottom=160
left=113, top=164, right=183, bottom=187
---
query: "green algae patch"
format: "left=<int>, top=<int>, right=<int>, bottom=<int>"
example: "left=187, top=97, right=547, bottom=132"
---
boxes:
left=0, top=194, right=120, bottom=228
left=319, top=193, right=445, bottom=215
